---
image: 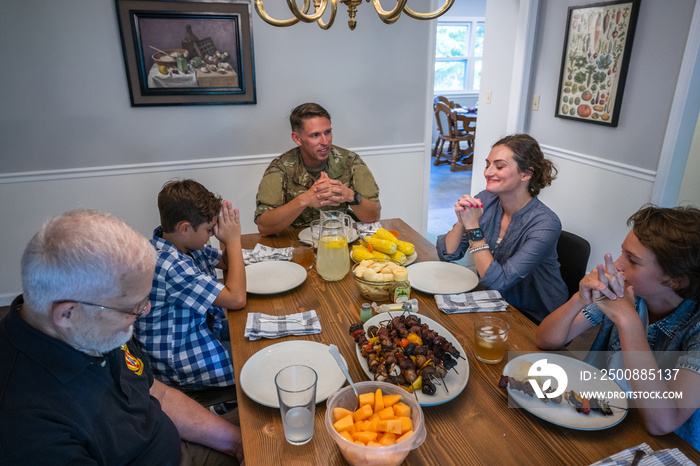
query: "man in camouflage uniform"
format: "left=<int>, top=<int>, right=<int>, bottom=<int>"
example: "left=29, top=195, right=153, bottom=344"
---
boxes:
left=255, top=103, right=381, bottom=236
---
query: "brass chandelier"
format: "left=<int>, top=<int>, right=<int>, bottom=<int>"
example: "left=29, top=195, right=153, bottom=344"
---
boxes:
left=254, top=0, right=456, bottom=31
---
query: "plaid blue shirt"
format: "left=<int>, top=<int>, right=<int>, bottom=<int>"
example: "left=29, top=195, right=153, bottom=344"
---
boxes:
left=133, top=227, right=234, bottom=390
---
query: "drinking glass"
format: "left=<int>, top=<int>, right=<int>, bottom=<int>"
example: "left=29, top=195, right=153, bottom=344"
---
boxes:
left=275, top=365, right=317, bottom=445
left=309, top=219, right=322, bottom=248
left=291, top=240, right=314, bottom=270
left=473, top=316, right=509, bottom=364
left=316, top=219, right=350, bottom=281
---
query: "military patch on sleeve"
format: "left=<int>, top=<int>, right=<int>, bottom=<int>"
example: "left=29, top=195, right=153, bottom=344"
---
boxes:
left=121, top=344, right=144, bottom=376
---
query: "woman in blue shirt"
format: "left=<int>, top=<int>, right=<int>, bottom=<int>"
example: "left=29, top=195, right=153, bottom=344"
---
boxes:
left=536, top=205, right=700, bottom=450
left=436, top=134, right=568, bottom=323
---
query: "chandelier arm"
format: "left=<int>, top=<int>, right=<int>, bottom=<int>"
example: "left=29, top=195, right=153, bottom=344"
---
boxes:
left=254, top=0, right=308, bottom=26
left=403, top=0, right=455, bottom=20
left=370, top=0, right=408, bottom=21
left=288, top=0, right=329, bottom=23
left=316, top=0, right=338, bottom=29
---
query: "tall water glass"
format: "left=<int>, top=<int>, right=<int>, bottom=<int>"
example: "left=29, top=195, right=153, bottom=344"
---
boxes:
left=275, top=365, right=317, bottom=445
left=316, top=219, right=350, bottom=281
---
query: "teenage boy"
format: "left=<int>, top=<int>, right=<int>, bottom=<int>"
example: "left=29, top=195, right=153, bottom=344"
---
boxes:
left=134, top=179, right=246, bottom=390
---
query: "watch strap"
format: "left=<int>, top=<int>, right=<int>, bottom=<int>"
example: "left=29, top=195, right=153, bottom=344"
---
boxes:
left=348, top=190, right=362, bottom=206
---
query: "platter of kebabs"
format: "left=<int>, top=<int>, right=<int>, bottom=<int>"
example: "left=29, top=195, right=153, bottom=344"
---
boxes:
left=500, top=353, right=628, bottom=430
left=349, top=311, right=469, bottom=406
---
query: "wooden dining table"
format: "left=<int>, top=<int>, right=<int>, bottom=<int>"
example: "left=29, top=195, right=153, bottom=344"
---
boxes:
left=228, top=218, right=700, bottom=465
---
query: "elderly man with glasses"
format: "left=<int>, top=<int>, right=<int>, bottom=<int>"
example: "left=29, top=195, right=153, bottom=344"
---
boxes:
left=0, top=209, right=244, bottom=465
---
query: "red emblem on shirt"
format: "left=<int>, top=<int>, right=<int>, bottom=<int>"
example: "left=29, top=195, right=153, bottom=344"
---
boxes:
left=121, top=344, right=144, bottom=376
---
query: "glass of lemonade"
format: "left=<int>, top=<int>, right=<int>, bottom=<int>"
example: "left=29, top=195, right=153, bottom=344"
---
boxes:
left=474, top=316, right=509, bottom=364
left=316, top=219, right=350, bottom=281
left=275, top=365, right=317, bottom=445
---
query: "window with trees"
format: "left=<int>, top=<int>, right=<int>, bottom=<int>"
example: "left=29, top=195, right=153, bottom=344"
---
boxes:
left=434, top=19, right=485, bottom=94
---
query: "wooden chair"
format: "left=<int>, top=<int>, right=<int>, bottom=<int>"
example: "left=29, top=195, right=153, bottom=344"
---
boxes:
left=434, top=105, right=475, bottom=171
left=432, top=101, right=453, bottom=159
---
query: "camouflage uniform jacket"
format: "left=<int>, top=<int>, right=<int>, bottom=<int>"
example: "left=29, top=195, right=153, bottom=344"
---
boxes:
left=255, top=145, right=380, bottom=228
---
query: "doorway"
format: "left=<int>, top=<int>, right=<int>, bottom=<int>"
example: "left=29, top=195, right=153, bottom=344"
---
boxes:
left=426, top=1, right=486, bottom=246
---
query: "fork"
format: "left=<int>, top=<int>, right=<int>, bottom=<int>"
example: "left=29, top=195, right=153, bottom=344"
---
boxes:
left=258, top=316, right=316, bottom=326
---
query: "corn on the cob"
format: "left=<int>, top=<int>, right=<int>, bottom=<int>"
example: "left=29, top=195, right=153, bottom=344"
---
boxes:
left=374, top=228, right=399, bottom=243
left=388, top=250, right=407, bottom=264
left=395, top=240, right=415, bottom=256
left=373, top=228, right=415, bottom=256
left=351, top=245, right=389, bottom=262
left=366, top=237, right=397, bottom=254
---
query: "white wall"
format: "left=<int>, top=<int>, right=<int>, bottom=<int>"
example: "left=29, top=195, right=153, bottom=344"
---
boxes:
left=678, top=109, right=700, bottom=206
left=0, top=1, right=433, bottom=304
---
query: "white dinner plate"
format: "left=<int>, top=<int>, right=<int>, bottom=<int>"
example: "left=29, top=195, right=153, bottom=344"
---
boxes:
left=245, top=261, right=307, bottom=294
left=299, top=227, right=359, bottom=247
left=356, top=312, right=469, bottom=406
left=351, top=251, right=418, bottom=266
left=239, top=341, right=347, bottom=408
left=406, top=261, right=479, bottom=294
left=503, top=353, right=628, bottom=430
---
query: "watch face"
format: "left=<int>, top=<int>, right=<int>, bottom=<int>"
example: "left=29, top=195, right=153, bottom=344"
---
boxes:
left=469, top=229, right=484, bottom=241
left=351, top=191, right=362, bottom=205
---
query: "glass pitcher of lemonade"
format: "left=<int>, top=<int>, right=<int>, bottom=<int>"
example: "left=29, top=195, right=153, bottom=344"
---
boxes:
left=316, top=219, right=350, bottom=281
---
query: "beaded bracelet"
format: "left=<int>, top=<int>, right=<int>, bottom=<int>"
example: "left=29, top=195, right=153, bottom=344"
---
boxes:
left=467, top=244, right=490, bottom=254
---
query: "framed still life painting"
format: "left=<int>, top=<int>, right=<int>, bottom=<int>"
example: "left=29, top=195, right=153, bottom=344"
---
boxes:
left=554, top=0, right=640, bottom=126
left=115, top=0, right=256, bottom=106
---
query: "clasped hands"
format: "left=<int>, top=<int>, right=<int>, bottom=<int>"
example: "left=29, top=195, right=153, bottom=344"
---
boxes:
left=213, top=200, right=241, bottom=244
left=454, top=194, right=483, bottom=230
left=310, top=172, right=352, bottom=207
left=579, top=252, right=635, bottom=321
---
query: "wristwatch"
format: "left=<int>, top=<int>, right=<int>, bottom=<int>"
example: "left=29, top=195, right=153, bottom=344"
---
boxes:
left=466, top=228, right=484, bottom=242
left=348, top=190, right=362, bottom=206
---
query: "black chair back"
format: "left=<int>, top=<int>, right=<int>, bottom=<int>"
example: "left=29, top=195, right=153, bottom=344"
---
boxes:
left=556, top=230, right=591, bottom=298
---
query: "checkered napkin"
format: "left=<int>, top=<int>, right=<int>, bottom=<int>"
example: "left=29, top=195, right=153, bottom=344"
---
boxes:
left=588, top=443, right=695, bottom=466
left=435, top=290, right=508, bottom=314
left=242, top=244, right=292, bottom=265
left=244, top=310, right=321, bottom=341
left=356, top=222, right=383, bottom=237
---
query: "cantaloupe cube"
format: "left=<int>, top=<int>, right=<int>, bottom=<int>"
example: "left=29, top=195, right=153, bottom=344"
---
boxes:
left=386, top=419, right=403, bottom=435
left=352, top=403, right=374, bottom=422
left=334, top=407, right=353, bottom=422
left=358, top=392, right=375, bottom=407
left=333, top=414, right=354, bottom=433
left=396, top=430, right=414, bottom=443
left=382, top=394, right=401, bottom=407
left=398, top=416, right=413, bottom=434
left=354, top=421, right=364, bottom=431
left=378, top=432, right=397, bottom=446
left=346, top=423, right=356, bottom=435
left=374, top=388, right=385, bottom=412
left=392, top=402, right=411, bottom=418
left=367, top=441, right=383, bottom=447
left=377, top=406, right=395, bottom=420
left=340, top=430, right=354, bottom=443
left=377, top=419, right=402, bottom=434
left=355, top=440, right=365, bottom=446
left=354, top=431, right=379, bottom=444
left=367, top=414, right=381, bottom=432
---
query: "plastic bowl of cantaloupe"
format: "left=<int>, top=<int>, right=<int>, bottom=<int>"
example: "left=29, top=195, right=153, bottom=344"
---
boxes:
left=324, top=381, right=426, bottom=466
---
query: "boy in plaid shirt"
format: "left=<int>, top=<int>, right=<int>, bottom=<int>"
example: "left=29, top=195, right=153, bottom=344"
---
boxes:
left=134, top=179, right=246, bottom=390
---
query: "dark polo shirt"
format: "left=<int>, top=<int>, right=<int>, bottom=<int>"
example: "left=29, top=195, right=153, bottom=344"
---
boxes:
left=0, top=296, right=181, bottom=465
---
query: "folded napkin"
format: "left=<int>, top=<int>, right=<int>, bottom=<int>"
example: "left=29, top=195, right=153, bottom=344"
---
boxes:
left=435, top=290, right=508, bottom=314
left=243, top=244, right=292, bottom=265
left=356, top=221, right=383, bottom=237
left=244, top=310, right=321, bottom=341
left=588, top=442, right=695, bottom=466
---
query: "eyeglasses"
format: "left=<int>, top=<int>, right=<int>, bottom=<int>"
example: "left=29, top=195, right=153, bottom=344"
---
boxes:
left=54, top=296, right=151, bottom=317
